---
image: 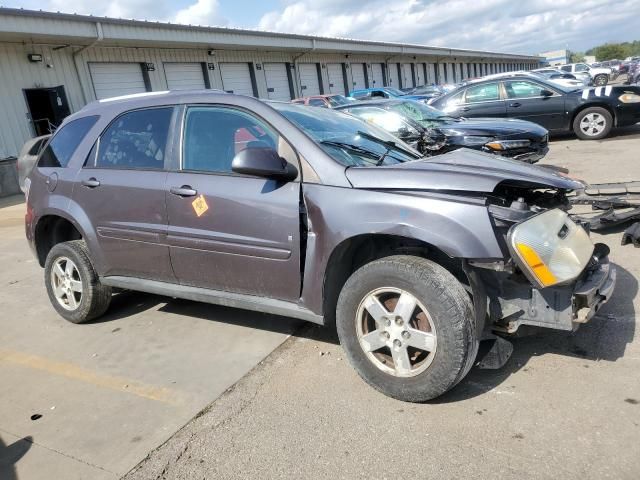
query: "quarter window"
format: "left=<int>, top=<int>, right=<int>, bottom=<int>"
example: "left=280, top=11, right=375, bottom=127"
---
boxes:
left=94, top=108, right=172, bottom=169
left=560, top=65, right=571, bottom=72
left=464, top=83, right=501, bottom=103
left=505, top=81, right=549, bottom=99
left=182, top=107, right=278, bottom=173
left=309, top=98, right=327, bottom=107
left=38, top=116, right=98, bottom=168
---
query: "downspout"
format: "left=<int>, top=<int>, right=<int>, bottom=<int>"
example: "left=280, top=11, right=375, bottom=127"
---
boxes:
left=73, top=22, right=103, bottom=104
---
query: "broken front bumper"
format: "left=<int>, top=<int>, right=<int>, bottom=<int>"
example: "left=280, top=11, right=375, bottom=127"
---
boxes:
left=572, top=254, right=617, bottom=324
left=486, top=247, right=616, bottom=333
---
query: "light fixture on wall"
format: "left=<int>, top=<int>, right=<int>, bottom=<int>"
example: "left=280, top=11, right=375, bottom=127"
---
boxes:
left=27, top=53, right=43, bottom=63
left=207, top=49, right=216, bottom=56
left=143, top=62, right=155, bottom=72
left=207, top=63, right=215, bottom=70
left=255, top=63, right=262, bottom=70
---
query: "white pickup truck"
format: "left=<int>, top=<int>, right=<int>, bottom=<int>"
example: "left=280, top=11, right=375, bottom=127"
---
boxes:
left=559, top=63, right=611, bottom=86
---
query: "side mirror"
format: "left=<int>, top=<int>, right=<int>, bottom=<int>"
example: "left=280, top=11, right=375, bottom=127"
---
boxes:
left=541, top=89, right=554, bottom=97
left=231, top=147, right=297, bottom=181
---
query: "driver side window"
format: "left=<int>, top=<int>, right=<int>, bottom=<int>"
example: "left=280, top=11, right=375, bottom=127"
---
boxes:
left=182, top=107, right=278, bottom=174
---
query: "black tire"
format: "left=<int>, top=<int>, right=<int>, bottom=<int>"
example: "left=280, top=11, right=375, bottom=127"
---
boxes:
left=336, top=255, right=477, bottom=402
left=593, top=74, right=608, bottom=86
left=573, top=107, right=613, bottom=140
left=44, top=240, right=112, bottom=324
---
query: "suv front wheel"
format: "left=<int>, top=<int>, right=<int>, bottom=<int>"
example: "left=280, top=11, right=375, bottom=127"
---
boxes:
left=336, top=256, right=477, bottom=402
left=44, top=240, right=112, bottom=323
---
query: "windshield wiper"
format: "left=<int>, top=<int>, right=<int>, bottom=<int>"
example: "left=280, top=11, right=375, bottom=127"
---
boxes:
left=356, top=130, right=417, bottom=158
left=319, top=140, right=380, bottom=165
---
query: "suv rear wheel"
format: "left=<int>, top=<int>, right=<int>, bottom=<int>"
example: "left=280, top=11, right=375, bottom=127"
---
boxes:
left=573, top=107, right=613, bottom=140
left=336, top=255, right=477, bottom=402
left=44, top=240, right=112, bottom=323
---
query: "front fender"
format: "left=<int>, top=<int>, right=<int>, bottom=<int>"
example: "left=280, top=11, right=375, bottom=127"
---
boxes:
left=300, top=184, right=503, bottom=315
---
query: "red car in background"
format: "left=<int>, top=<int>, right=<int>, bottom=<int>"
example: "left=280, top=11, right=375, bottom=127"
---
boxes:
left=291, top=94, right=355, bottom=108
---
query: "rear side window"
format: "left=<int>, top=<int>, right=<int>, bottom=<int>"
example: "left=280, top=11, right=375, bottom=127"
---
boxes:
left=93, top=108, right=173, bottom=170
left=465, top=83, right=501, bottom=103
left=38, top=116, right=98, bottom=168
left=28, top=138, right=47, bottom=156
left=560, top=65, right=571, bottom=72
left=309, top=99, right=327, bottom=107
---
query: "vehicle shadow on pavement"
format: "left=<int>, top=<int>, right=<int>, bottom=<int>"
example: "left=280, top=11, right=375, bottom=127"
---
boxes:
left=435, top=262, right=637, bottom=403
left=0, top=435, right=32, bottom=480
left=85, top=290, right=168, bottom=324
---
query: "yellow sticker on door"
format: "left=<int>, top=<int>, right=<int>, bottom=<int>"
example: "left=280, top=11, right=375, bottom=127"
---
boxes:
left=192, top=194, right=209, bottom=217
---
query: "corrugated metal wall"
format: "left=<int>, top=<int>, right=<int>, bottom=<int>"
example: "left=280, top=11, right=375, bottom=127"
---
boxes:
left=0, top=40, right=528, bottom=159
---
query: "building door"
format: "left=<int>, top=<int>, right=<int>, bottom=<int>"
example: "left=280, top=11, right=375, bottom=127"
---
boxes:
left=89, top=63, right=147, bottom=100
left=388, top=63, right=400, bottom=88
left=401, top=64, right=414, bottom=88
left=219, top=63, right=255, bottom=96
left=164, top=63, right=207, bottom=90
left=351, top=63, right=367, bottom=91
left=298, top=63, right=321, bottom=96
left=370, top=63, right=384, bottom=87
left=326, top=63, right=346, bottom=95
left=415, top=63, right=425, bottom=86
left=24, top=86, right=71, bottom=136
left=263, top=63, right=292, bottom=101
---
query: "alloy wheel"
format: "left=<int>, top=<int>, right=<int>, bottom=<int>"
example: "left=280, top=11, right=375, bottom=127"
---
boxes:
left=579, top=113, right=607, bottom=137
left=50, top=256, right=83, bottom=311
left=355, top=287, right=437, bottom=378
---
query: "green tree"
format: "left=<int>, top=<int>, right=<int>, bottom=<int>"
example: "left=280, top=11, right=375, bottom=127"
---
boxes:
left=590, top=43, right=627, bottom=60
left=570, top=51, right=585, bottom=63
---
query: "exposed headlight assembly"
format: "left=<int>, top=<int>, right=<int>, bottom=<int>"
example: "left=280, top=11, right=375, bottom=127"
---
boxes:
left=508, top=209, right=594, bottom=288
left=461, top=135, right=493, bottom=146
left=485, top=139, right=531, bottom=150
left=618, top=93, right=640, bottom=103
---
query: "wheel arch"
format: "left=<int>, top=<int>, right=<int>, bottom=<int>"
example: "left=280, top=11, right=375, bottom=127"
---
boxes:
left=321, top=233, right=469, bottom=329
left=572, top=102, right=617, bottom=128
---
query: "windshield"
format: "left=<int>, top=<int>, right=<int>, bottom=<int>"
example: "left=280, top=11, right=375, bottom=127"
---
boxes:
left=388, top=101, right=455, bottom=125
left=326, top=95, right=353, bottom=107
left=270, top=102, right=421, bottom=167
left=384, top=87, right=406, bottom=96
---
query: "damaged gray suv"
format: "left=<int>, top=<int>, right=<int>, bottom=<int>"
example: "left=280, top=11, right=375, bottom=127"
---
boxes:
left=25, top=91, right=615, bottom=402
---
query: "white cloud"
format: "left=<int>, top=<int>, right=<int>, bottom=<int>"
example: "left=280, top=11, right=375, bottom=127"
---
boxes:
left=175, top=0, right=226, bottom=26
left=12, top=0, right=226, bottom=26
left=258, top=0, right=640, bottom=54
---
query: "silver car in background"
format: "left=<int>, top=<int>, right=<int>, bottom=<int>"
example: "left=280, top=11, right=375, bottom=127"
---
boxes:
left=17, top=134, right=49, bottom=193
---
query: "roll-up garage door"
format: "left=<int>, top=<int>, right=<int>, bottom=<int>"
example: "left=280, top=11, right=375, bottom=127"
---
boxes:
left=298, top=63, right=321, bottom=96
left=350, top=63, right=367, bottom=91
left=388, top=63, right=400, bottom=88
left=263, top=62, right=292, bottom=101
left=427, top=64, right=436, bottom=84
left=401, top=64, right=414, bottom=89
left=370, top=63, right=384, bottom=87
left=415, top=63, right=425, bottom=86
left=164, top=63, right=206, bottom=91
left=326, top=63, right=346, bottom=95
left=219, top=62, right=254, bottom=96
left=89, top=63, right=147, bottom=100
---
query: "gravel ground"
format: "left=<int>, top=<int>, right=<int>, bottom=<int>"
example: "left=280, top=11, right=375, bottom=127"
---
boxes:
left=124, top=127, right=640, bottom=480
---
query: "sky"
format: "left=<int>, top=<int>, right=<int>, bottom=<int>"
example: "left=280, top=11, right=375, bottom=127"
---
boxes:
left=3, top=0, right=639, bottom=55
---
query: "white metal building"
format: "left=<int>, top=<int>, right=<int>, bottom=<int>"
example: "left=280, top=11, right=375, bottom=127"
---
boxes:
left=0, top=8, right=541, bottom=159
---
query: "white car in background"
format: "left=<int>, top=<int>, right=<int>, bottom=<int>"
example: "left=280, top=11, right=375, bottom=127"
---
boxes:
left=531, top=68, right=588, bottom=88
left=559, top=63, right=611, bottom=86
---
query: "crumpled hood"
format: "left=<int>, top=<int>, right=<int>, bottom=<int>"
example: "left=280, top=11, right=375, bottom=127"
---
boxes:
left=345, top=148, right=584, bottom=193
left=437, top=117, right=548, bottom=138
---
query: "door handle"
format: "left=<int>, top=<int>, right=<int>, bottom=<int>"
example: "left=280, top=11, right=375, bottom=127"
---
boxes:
left=81, top=178, right=100, bottom=188
left=461, top=106, right=471, bottom=112
left=509, top=102, right=522, bottom=108
left=170, top=185, right=197, bottom=197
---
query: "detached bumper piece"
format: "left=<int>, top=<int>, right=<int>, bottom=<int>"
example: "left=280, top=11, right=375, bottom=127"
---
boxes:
left=621, top=222, right=640, bottom=247
left=570, top=181, right=640, bottom=231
